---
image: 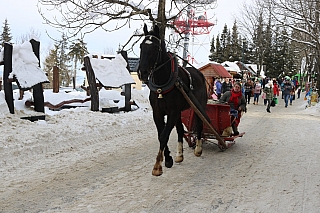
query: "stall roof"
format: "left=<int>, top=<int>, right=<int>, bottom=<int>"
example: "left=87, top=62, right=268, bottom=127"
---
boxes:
left=198, top=63, right=232, bottom=78
left=89, top=54, right=135, bottom=88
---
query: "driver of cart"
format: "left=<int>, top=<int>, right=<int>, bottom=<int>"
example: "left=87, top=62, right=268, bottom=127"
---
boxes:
left=218, top=82, right=247, bottom=136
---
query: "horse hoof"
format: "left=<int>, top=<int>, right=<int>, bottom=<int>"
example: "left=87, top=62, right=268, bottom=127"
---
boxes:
left=165, top=156, right=173, bottom=168
left=194, top=147, right=202, bottom=157
left=152, top=168, right=163, bottom=176
left=175, top=155, right=184, bottom=163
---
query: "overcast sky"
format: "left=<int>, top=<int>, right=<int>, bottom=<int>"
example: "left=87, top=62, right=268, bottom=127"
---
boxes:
left=0, top=0, right=250, bottom=65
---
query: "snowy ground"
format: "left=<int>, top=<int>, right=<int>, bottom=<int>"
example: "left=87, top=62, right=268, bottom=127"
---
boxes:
left=0, top=89, right=320, bottom=213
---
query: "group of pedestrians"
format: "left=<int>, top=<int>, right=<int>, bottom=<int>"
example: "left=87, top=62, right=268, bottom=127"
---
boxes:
left=212, top=76, right=300, bottom=135
left=214, top=76, right=299, bottom=114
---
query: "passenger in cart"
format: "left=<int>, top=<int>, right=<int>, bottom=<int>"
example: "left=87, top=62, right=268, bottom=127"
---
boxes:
left=218, top=82, right=247, bottom=136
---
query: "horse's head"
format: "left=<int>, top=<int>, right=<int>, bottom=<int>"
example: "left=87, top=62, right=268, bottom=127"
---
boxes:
left=138, top=24, right=162, bottom=83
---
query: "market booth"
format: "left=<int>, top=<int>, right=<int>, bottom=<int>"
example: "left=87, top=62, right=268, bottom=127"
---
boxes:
left=196, top=62, right=232, bottom=98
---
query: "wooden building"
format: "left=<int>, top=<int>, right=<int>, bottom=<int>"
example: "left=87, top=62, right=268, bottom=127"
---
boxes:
left=195, top=62, right=232, bottom=97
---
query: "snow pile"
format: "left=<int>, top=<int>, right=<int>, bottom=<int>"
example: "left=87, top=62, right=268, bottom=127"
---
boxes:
left=9, top=41, right=49, bottom=88
left=89, top=54, right=135, bottom=87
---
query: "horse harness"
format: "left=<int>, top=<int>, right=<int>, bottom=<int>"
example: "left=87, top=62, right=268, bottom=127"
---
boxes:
left=147, top=52, right=194, bottom=99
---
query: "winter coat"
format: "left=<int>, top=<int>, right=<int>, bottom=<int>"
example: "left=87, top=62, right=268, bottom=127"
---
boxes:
left=219, top=91, right=247, bottom=111
left=282, top=82, right=293, bottom=95
left=221, top=82, right=233, bottom=94
left=263, top=84, right=273, bottom=100
left=215, top=81, right=222, bottom=94
left=244, top=82, right=253, bottom=93
left=273, top=83, right=279, bottom=96
left=290, top=87, right=296, bottom=95
left=253, top=83, right=262, bottom=94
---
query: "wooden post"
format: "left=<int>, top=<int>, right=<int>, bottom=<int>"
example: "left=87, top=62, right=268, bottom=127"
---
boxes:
left=30, top=39, right=45, bottom=113
left=53, top=66, right=59, bottom=93
left=3, top=43, right=14, bottom=114
left=118, top=51, right=132, bottom=112
left=124, top=84, right=131, bottom=111
left=72, top=76, right=76, bottom=89
left=84, top=56, right=99, bottom=111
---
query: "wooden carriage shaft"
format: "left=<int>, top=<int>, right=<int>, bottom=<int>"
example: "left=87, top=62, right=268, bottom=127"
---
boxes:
left=174, top=81, right=227, bottom=149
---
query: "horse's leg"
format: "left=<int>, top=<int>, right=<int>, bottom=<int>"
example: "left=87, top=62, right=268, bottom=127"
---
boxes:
left=164, top=145, right=173, bottom=168
left=152, top=112, right=166, bottom=176
left=152, top=113, right=177, bottom=176
left=194, top=114, right=203, bottom=157
left=153, top=150, right=164, bottom=176
left=162, top=113, right=179, bottom=169
left=175, top=114, right=184, bottom=163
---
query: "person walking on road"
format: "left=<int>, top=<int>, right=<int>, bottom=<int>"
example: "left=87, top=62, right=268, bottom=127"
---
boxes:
left=263, top=80, right=273, bottom=113
left=282, top=77, right=293, bottom=108
left=289, top=86, right=296, bottom=105
left=253, top=80, right=262, bottom=105
left=297, top=85, right=302, bottom=99
left=244, top=79, right=254, bottom=104
left=273, top=80, right=280, bottom=98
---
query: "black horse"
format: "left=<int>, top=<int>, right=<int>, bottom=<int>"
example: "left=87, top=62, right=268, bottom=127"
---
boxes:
left=138, top=24, right=208, bottom=176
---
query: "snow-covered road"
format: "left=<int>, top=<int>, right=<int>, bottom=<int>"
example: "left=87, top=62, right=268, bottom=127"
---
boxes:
left=1, top=94, right=320, bottom=212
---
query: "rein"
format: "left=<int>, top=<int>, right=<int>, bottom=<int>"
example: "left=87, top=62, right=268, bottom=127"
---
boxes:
left=148, top=52, right=179, bottom=98
left=142, top=35, right=194, bottom=98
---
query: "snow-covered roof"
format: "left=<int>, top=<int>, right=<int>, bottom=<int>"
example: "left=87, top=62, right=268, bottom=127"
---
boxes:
left=89, top=54, right=135, bottom=88
left=221, top=61, right=241, bottom=73
left=4, top=41, right=49, bottom=89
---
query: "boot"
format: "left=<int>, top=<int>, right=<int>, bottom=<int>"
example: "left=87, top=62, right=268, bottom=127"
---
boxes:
left=231, top=123, right=239, bottom=136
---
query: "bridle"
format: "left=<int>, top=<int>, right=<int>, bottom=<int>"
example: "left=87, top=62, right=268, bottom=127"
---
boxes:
left=139, top=35, right=174, bottom=79
left=139, top=34, right=179, bottom=98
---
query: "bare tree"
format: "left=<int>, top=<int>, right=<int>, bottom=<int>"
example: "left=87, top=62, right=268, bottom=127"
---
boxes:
left=37, top=0, right=217, bottom=54
left=268, top=0, right=320, bottom=89
left=16, top=28, right=41, bottom=44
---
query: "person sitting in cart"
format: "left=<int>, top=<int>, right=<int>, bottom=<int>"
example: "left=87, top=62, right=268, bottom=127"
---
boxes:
left=218, top=82, right=247, bottom=136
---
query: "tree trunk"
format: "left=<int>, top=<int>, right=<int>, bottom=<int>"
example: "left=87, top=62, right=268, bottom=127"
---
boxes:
left=74, top=58, right=77, bottom=89
left=156, top=0, right=166, bottom=40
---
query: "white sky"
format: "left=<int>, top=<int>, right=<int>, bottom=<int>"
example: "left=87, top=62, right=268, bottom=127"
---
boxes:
left=0, top=0, right=249, bottom=53
left=0, top=0, right=250, bottom=83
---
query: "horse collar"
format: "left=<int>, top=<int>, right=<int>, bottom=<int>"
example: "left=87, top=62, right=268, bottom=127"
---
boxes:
left=148, top=52, right=179, bottom=98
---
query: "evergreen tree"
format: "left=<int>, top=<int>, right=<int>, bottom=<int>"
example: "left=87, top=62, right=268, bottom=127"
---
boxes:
left=209, top=34, right=224, bottom=62
left=230, top=21, right=241, bottom=62
left=275, top=27, right=290, bottom=77
left=68, top=39, right=88, bottom=84
left=270, top=27, right=283, bottom=77
left=216, top=35, right=224, bottom=63
left=252, top=13, right=266, bottom=77
left=0, top=19, right=13, bottom=47
left=43, top=45, right=59, bottom=88
left=57, top=33, right=72, bottom=86
left=208, top=35, right=216, bottom=61
left=220, top=24, right=229, bottom=62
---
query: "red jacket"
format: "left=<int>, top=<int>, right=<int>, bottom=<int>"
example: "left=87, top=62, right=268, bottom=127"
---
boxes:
left=273, top=83, right=279, bottom=96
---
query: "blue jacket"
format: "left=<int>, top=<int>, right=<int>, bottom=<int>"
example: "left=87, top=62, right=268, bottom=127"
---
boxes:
left=215, top=81, right=222, bottom=94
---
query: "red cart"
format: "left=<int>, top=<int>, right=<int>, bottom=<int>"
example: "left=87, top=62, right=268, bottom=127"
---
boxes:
left=181, top=103, right=245, bottom=150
